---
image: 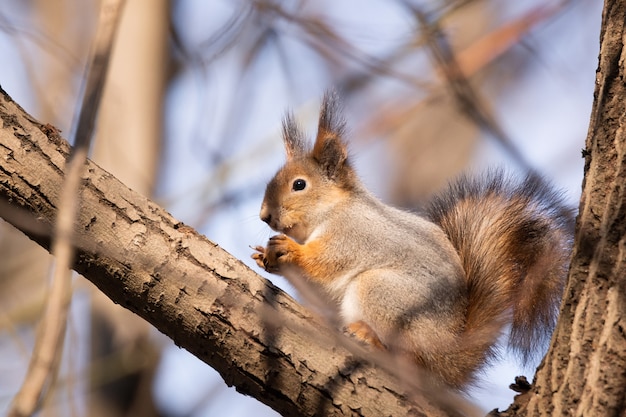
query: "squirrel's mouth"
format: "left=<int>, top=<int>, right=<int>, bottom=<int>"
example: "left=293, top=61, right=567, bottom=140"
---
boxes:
left=278, top=225, right=293, bottom=235
left=279, top=224, right=308, bottom=244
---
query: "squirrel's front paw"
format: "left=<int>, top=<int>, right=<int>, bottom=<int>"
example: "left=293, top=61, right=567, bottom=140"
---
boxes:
left=266, top=234, right=298, bottom=269
left=252, top=235, right=298, bottom=273
left=251, top=245, right=268, bottom=270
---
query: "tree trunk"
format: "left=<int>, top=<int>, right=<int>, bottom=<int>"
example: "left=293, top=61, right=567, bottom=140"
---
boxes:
left=502, top=0, right=626, bottom=415
left=0, top=86, right=475, bottom=416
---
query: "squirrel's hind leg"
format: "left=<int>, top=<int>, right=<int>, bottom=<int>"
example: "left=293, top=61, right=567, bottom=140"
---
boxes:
left=341, top=268, right=466, bottom=358
left=340, top=269, right=415, bottom=353
left=344, top=320, right=386, bottom=350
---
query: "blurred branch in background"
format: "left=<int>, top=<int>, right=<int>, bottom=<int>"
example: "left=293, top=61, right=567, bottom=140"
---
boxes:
left=164, top=0, right=585, bottom=225
left=8, top=1, right=126, bottom=416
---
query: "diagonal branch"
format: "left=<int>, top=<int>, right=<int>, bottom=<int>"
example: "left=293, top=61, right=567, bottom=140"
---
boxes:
left=0, top=87, right=477, bottom=416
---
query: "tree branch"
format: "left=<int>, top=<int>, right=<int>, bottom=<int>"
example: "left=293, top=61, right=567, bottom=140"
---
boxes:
left=0, top=86, right=476, bottom=416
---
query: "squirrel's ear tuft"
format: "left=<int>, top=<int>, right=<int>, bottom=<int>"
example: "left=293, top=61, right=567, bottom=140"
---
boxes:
left=313, top=91, right=349, bottom=178
left=282, top=112, right=308, bottom=160
left=316, top=90, right=346, bottom=143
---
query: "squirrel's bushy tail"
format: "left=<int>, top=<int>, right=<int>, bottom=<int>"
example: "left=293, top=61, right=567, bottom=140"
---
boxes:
left=427, top=171, right=574, bottom=373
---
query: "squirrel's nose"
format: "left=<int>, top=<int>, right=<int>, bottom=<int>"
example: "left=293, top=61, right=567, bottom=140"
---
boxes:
left=260, top=202, right=272, bottom=225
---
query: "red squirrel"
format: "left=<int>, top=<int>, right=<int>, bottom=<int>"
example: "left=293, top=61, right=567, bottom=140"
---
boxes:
left=253, top=91, right=573, bottom=388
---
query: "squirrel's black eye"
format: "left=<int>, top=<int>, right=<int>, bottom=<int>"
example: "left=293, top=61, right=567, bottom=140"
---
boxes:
left=292, top=179, right=306, bottom=191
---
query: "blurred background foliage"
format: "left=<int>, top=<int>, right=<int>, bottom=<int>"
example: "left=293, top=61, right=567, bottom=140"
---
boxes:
left=0, top=0, right=600, bottom=416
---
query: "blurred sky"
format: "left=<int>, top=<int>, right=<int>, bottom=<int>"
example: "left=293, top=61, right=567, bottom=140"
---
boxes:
left=0, top=0, right=603, bottom=416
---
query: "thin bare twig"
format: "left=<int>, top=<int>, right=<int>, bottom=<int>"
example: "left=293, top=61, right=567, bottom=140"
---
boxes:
left=8, top=1, right=126, bottom=416
left=357, top=2, right=569, bottom=142
left=411, top=5, right=533, bottom=171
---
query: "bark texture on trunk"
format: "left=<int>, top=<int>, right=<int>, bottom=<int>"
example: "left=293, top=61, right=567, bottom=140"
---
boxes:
left=502, top=1, right=626, bottom=415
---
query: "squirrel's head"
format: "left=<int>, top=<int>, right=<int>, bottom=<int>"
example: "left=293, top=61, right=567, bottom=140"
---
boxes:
left=260, top=91, right=358, bottom=243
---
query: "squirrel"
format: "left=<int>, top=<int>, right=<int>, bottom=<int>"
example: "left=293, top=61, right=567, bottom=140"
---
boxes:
left=252, top=91, right=574, bottom=389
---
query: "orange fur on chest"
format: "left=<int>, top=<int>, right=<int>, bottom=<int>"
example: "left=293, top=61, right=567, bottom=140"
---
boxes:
left=288, top=238, right=339, bottom=285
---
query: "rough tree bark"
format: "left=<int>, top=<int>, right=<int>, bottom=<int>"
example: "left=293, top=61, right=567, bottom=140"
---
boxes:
left=88, top=0, right=168, bottom=415
left=0, top=85, right=479, bottom=416
left=501, top=0, right=626, bottom=415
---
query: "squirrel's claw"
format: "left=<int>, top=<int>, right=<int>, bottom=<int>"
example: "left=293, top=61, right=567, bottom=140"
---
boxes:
left=251, top=252, right=265, bottom=270
left=251, top=245, right=269, bottom=270
left=252, top=235, right=296, bottom=273
left=251, top=240, right=285, bottom=273
left=250, top=245, right=265, bottom=254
